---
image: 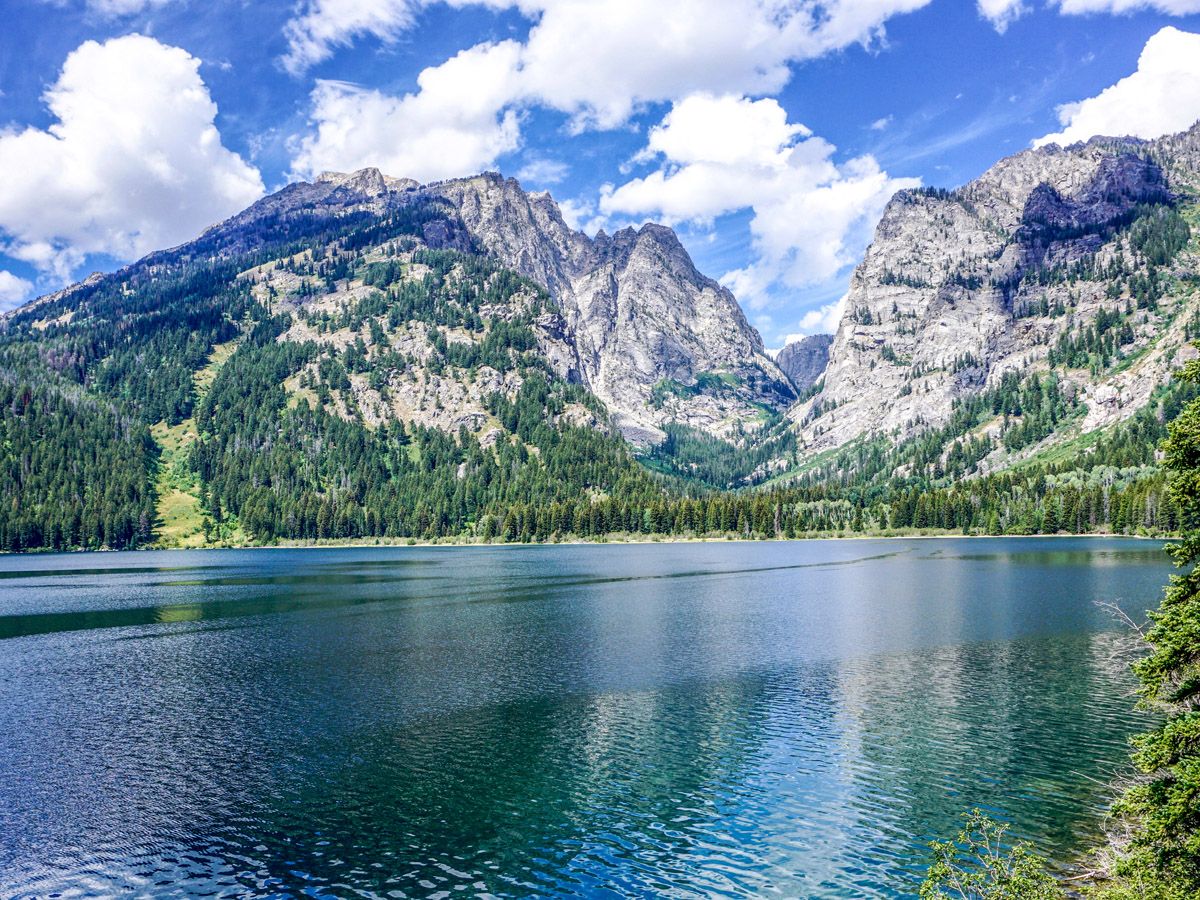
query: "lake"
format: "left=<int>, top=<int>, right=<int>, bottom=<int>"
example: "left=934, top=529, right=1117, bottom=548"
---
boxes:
left=0, top=537, right=1173, bottom=897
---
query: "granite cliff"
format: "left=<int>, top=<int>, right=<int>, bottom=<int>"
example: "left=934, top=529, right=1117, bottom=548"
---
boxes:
left=186, top=169, right=794, bottom=445
left=775, top=334, right=832, bottom=392
left=781, top=123, right=1200, bottom=479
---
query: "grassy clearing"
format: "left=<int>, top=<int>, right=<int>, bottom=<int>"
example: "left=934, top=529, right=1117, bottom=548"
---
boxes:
left=151, top=339, right=247, bottom=548
left=151, top=420, right=208, bottom=548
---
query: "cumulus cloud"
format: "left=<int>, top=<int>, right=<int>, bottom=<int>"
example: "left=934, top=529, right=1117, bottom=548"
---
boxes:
left=0, top=34, right=264, bottom=280
left=1034, top=26, right=1200, bottom=147
left=287, top=0, right=934, bottom=177
left=773, top=294, right=846, bottom=345
left=291, top=40, right=523, bottom=182
left=599, top=94, right=918, bottom=310
left=0, top=271, right=34, bottom=311
left=555, top=197, right=606, bottom=234
left=977, top=0, right=1028, bottom=31
left=793, top=294, right=848, bottom=337
left=283, top=1, right=936, bottom=90
left=503, top=0, right=935, bottom=131
left=977, top=1, right=1200, bottom=32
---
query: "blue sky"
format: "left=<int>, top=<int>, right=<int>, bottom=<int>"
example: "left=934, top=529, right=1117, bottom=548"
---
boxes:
left=2, top=1, right=1200, bottom=346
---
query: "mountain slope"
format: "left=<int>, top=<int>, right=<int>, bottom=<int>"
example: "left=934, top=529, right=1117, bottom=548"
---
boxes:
left=200, top=168, right=794, bottom=446
left=0, top=182, right=658, bottom=549
left=427, top=174, right=794, bottom=443
left=780, top=123, right=1200, bottom=484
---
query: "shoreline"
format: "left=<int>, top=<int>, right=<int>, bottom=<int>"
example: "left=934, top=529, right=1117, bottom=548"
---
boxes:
left=2, top=529, right=1168, bottom=556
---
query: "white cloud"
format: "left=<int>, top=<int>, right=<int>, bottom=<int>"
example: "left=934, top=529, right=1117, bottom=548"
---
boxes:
left=976, top=1, right=1200, bottom=32
left=283, top=1, right=936, bottom=93
left=0, top=35, right=264, bottom=280
left=775, top=294, right=846, bottom=344
left=555, top=198, right=589, bottom=230
left=556, top=197, right=606, bottom=235
left=281, top=0, right=423, bottom=75
left=506, top=0, right=935, bottom=131
left=286, top=0, right=934, bottom=176
left=1056, top=0, right=1200, bottom=13
left=291, top=40, right=523, bottom=182
left=282, top=0, right=523, bottom=74
left=794, top=294, right=848, bottom=336
left=40, top=0, right=176, bottom=16
left=0, top=271, right=34, bottom=311
left=599, top=94, right=917, bottom=309
left=870, top=115, right=894, bottom=130
left=977, top=0, right=1027, bottom=31
left=1034, top=26, right=1200, bottom=147
left=515, top=157, right=569, bottom=185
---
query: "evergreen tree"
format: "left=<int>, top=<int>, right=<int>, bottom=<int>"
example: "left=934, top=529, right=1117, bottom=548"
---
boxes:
left=1098, top=351, right=1200, bottom=898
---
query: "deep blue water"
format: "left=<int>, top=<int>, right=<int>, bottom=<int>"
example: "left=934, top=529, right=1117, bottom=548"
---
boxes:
left=0, top=537, right=1173, bottom=897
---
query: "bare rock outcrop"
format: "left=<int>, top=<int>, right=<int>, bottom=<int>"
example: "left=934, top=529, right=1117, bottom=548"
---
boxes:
left=791, top=123, right=1200, bottom=459
left=775, top=334, right=832, bottom=392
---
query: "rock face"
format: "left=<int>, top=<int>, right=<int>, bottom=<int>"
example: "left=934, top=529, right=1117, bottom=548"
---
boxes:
left=187, top=169, right=793, bottom=445
left=75, top=123, right=1200, bottom=477
left=775, top=334, right=832, bottom=392
left=790, top=123, right=1200, bottom=463
left=425, top=174, right=794, bottom=443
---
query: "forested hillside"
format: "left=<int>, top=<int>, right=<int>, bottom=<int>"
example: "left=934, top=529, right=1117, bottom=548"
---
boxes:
left=0, top=194, right=683, bottom=550
left=3, top=128, right=1200, bottom=551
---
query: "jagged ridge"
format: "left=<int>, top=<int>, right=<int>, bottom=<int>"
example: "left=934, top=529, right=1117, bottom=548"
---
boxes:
left=781, top=121, right=1200, bottom=482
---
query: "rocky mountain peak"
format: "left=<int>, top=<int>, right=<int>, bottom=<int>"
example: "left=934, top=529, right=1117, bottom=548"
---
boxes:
left=316, top=168, right=419, bottom=197
left=416, top=173, right=792, bottom=443
left=316, top=167, right=386, bottom=195
left=1019, top=153, right=1168, bottom=231
left=775, top=335, right=832, bottom=392
left=423, top=172, right=592, bottom=299
left=788, top=120, right=1200, bottom=469
left=174, top=165, right=792, bottom=446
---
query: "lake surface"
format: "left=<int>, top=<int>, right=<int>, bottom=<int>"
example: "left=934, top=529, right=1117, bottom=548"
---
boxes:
left=0, top=537, right=1174, bottom=898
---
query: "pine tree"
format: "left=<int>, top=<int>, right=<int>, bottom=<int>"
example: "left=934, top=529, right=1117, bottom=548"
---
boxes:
left=1101, top=350, right=1200, bottom=897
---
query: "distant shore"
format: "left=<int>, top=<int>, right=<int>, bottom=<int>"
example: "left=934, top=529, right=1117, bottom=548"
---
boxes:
left=0, top=528, right=1163, bottom=554
left=259, top=530, right=1164, bottom=549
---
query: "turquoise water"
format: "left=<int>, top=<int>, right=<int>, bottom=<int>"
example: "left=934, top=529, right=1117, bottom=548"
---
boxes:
left=0, top=538, right=1172, bottom=897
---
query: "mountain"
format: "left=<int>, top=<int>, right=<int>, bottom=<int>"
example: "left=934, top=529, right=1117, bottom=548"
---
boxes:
left=0, top=169, right=792, bottom=550
left=219, top=169, right=794, bottom=446
left=4, top=123, right=1200, bottom=551
left=775, top=122, right=1200, bottom=487
left=427, top=174, right=796, bottom=444
left=775, top=334, right=832, bottom=392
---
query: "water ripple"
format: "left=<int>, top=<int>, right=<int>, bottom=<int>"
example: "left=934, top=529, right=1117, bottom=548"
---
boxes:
left=0, top=537, right=1170, bottom=897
